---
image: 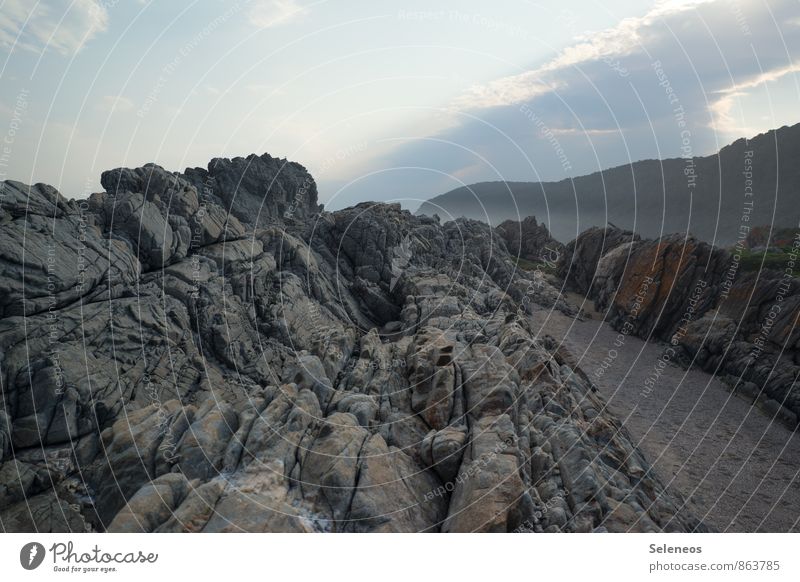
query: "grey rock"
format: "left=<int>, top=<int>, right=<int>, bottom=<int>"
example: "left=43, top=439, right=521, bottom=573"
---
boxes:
left=496, top=215, right=563, bottom=265
left=558, top=225, right=639, bottom=295
left=565, top=228, right=799, bottom=423
left=0, top=155, right=705, bottom=533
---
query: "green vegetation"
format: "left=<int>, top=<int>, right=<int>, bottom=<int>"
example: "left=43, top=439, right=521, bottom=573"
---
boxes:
left=738, top=248, right=792, bottom=273
left=513, top=257, right=558, bottom=275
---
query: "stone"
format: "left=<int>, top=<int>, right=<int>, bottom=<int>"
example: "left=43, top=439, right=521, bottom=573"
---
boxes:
left=0, top=156, right=704, bottom=533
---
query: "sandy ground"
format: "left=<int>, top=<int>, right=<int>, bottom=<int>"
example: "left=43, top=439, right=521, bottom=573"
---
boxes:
left=529, top=304, right=800, bottom=533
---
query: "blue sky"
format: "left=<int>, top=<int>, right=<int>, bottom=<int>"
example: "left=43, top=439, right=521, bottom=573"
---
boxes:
left=1, top=0, right=798, bottom=210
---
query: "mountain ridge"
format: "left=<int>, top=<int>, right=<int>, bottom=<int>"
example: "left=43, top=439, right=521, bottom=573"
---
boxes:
left=417, top=124, right=800, bottom=245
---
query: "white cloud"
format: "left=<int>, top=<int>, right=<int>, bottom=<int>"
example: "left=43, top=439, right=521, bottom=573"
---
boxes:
left=0, top=0, right=108, bottom=56
left=247, top=0, right=307, bottom=29
left=452, top=0, right=715, bottom=110
left=710, top=64, right=800, bottom=134
left=99, top=95, right=135, bottom=113
left=451, top=78, right=562, bottom=111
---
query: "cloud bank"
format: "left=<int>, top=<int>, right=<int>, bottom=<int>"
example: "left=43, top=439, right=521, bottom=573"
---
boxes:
left=328, top=0, right=800, bottom=209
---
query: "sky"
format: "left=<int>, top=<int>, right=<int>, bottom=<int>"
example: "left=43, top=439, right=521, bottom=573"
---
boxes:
left=0, top=0, right=798, bottom=210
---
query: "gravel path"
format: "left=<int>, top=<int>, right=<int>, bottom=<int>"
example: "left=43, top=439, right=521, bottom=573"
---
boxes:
left=529, top=306, right=800, bottom=533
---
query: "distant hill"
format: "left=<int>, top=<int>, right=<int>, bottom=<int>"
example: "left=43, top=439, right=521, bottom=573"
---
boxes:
left=417, top=124, right=800, bottom=245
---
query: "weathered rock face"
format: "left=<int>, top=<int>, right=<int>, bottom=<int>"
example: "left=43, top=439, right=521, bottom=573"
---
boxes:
left=558, top=226, right=639, bottom=295
left=496, top=216, right=563, bottom=265
left=565, top=226, right=800, bottom=425
left=94, top=163, right=248, bottom=271
left=0, top=157, right=703, bottom=533
left=678, top=269, right=800, bottom=424
left=182, top=153, right=321, bottom=226
left=591, top=234, right=729, bottom=341
left=0, top=181, right=140, bottom=318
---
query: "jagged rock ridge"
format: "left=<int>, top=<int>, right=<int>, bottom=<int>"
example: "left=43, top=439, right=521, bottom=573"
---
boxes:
left=0, top=153, right=703, bottom=532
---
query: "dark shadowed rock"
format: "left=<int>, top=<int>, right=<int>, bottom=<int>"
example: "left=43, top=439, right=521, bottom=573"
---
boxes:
left=558, top=225, right=639, bottom=295
left=496, top=216, right=563, bottom=264
left=183, top=153, right=321, bottom=226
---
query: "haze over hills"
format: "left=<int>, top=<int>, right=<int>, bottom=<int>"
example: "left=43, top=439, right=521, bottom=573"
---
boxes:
left=417, top=124, right=800, bottom=245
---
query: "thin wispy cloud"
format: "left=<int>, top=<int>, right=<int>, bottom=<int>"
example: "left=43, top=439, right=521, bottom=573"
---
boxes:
left=247, top=0, right=308, bottom=29
left=0, top=0, right=109, bottom=55
left=99, top=95, right=135, bottom=113
left=451, top=78, right=562, bottom=111
left=710, top=64, right=800, bottom=134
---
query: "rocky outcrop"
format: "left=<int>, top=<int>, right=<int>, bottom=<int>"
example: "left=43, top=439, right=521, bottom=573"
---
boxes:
left=590, top=234, right=729, bottom=340
left=182, top=153, right=321, bottom=226
left=558, top=226, right=639, bottom=295
left=564, top=226, right=800, bottom=426
left=0, top=180, right=139, bottom=318
left=679, top=269, right=800, bottom=425
left=0, top=157, right=703, bottom=533
left=496, top=216, right=563, bottom=265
